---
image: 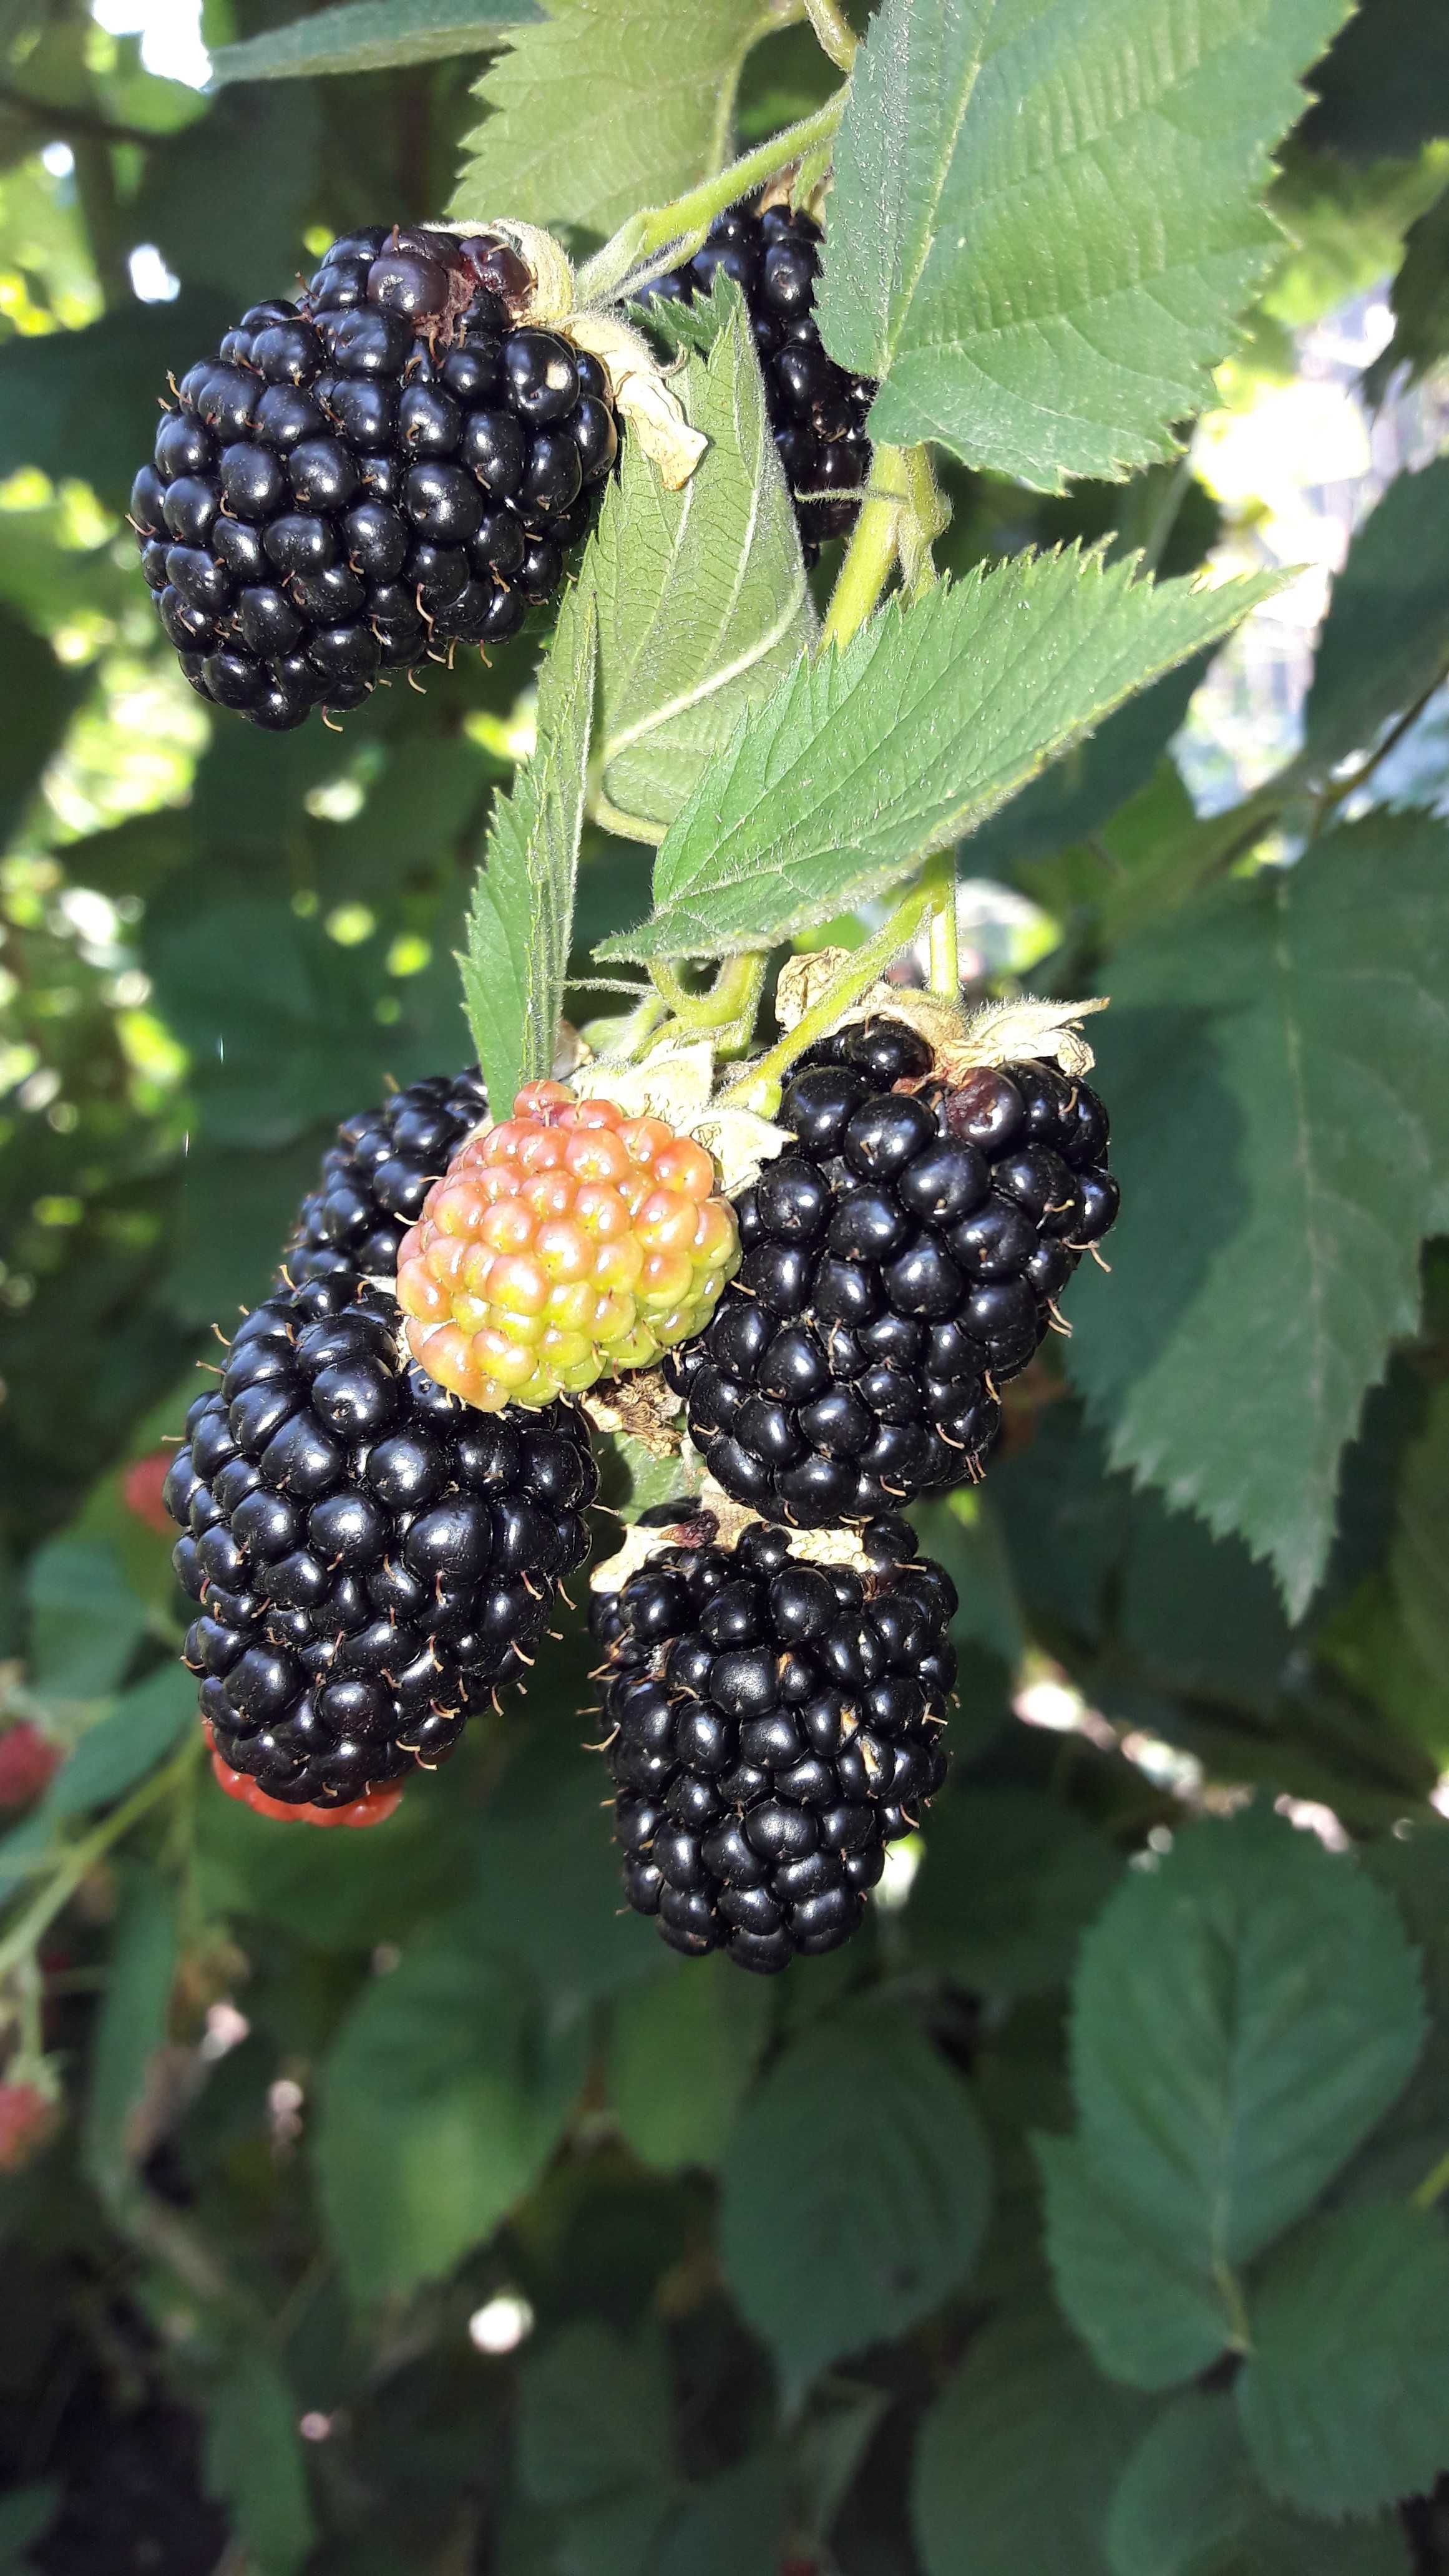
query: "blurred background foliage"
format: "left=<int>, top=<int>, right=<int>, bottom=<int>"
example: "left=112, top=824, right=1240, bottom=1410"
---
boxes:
left=2, top=2, right=1449, bottom=2572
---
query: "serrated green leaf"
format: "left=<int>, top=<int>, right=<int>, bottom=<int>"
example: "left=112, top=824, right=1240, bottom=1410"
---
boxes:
left=598, top=552, right=1279, bottom=961
left=1237, top=2203, right=1449, bottom=2519
left=452, top=0, right=765, bottom=242
left=914, top=2305, right=1148, bottom=2576
left=461, top=583, right=597, bottom=1109
left=1387, top=1380, right=1449, bottom=1715
left=589, top=301, right=814, bottom=842
left=907, top=1790, right=1120, bottom=1996
left=1301, top=458, right=1449, bottom=771
left=82, top=1872, right=177, bottom=2212
left=718, top=1999, right=990, bottom=2394
left=315, top=1925, right=587, bottom=2300
left=203, top=2349, right=316, bottom=2576
left=1107, top=2392, right=1410, bottom=2576
left=608, top=1954, right=771, bottom=2173
left=1037, top=2134, right=1236, bottom=2391
left=210, top=0, right=534, bottom=82
left=26, top=1536, right=149, bottom=1701
left=1068, top=814, right=1449, bottom=1614
left=1068, top=1810, right=1425, bottom=2277
left=817, top=0, right=1354, bottom=490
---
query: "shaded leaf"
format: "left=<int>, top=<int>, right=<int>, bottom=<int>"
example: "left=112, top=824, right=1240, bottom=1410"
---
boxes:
left=462, top=582, right=597, bottom=1108
left=203, top=2348, right=316, bottom=2576
left=1301, top=458, right=1449, bottom=771
left=211, top=0, right=535, bottom=83
left=607, top=1954, right=771, bottom=2173
left=26, top=1536, right=149, bottom=1701
left=1069, top=1810, right=1425, bottom=2273
left=1069, top=815, right=1449, bottom=1612
left=315, top=1925, right=587, bottom=2300
left=1037, top=2133, right=1235, bottom=2391
left=600, top=552, right=1279, bottom=960
left=907, top=1790, right=1120, bottom=1997
left=0, top=291, right=235, bottom=510
left=1237, top=2203, right=1449, bottom=2519
left=45, top=1666, right=192, bottom=1818
left=817, top=0, right=1352, bottom=489
left=1107, top=2391, right=1410, bottom=2576
left=914, top=2304, right=1147, bottom=2576
left=516, top=2320, right=673, bottom=2507
left=1365, top=188, right=1449, bottom=402
left=82, top=1872, right=177, bottom=2211
left=718, top=2000, right=990, bottom=2394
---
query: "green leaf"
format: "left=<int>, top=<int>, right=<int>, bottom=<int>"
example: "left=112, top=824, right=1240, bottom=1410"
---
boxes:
left=654, top=2455, right=788, bottom=2576
left=517, top=2321, right=673, bottom=2507
left=0, top=290, right=235, bottom=512
left=0, top=2481, right=59, bottom=2567
left=1069, top=813, right=1449, bottom=1614
left=203, top=2348, right=316, bottom=2576
left=0, top=606, right=83, bottom=854
left=1107, top=2392, right=1410, bottom=2576
left=913, top=2304, right=1148, bottom=2576
left=45, top=1666, right=192, bottom=1819
left=817, top=0, right=1354, bottom=489
left=82, top=1872, right=177, bottom=2212
left=1037, top=2133, right=1236, bottom=2391
left=26, top=1537, right=149, bottom=1702
left=466, top=1727, right=671, bottom=2005
left=598, top=552, right=1280, bottom=961
left=1366, top=188, right=1449, bottom=400
left=461, top=583, right=597, bottom=1109
left=1068, top=1810, right=1425, bottom=2273
left=452, top=0, right=766, bottom=242
left=1301, top=458, right=1449, bottom=772
left=315, top=1925, right=587, bottom=2300
left=607, top=1953, right=772, bottom=2172
left=210, top=0, right=535, bottom=83
left=589, top=298, right=814, bottom=842
left=907, top=1790, right=1120, bottom=1996
left=965, top=655, right=1208, bottom=886
left=1383, top=1379, right=1449, bottom=1721
left=1237, top=2203, right=1449, bottom=2519
left=718, top=2000, right=991, bottom=2394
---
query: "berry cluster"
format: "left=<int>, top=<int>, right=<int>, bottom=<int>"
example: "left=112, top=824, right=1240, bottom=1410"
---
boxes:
left=164, top=1271, right=596, bottom=1813
left=590, top=1516, right=955, bottom=1973
left=396, top=1080, right=739, bottom=1412
left=131, top=226, right=618, bottom=729
left=667, top=1015, right=1119, bottom=1526
left=283, top=1066, right=489, bottom=1287
left=638, top=202, right=872, bottom=563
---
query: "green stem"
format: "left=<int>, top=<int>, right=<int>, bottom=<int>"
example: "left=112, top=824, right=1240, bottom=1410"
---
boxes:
left=647, top=953, right=763, bottom=1037
left=0, top=1732, right=203, bottom=1986
left=577, top=93, right=848, bottom=306
left=718, top=876, right=939, bottom=1109
left=1413, top=2147, right=1449, bottom=2212
left=804, top=0, right=857, bottom=68
left=819, top=443, right=945, bottom=652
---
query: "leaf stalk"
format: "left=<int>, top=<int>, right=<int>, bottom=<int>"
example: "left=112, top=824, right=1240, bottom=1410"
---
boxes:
left=576, top=94, right=848, bottom=306
left=718, top=874, right=939, bottom=1109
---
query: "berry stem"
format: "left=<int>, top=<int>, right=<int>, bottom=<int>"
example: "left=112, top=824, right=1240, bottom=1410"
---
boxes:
left=804, top=0, right=858, bottom=69
left=922, top=848, right=959, bottom=999
left=575, top=94, right=848, bottom=306
left=646, top=954, right=765, bottom=1052
left=819, top=444, right=945, bottom=653
left=717, top=873, right=940, bottom=1110
left=0, top=1730, right=204, bottom=1988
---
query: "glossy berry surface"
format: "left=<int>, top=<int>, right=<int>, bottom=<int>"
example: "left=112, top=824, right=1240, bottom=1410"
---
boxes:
left=396, top=1080, right=739, bottom=1411
left=637, top=202, right=872, bottom=565
left=590, top=1518, right=955, bottom=1971
left=283, top=1066, right=489, bottom=1287
left=163, top=1270, right=597, bottom=1808
left=668, top=1017, right=1119, bottom=1525
left=132, top=227, right=618, bottom=728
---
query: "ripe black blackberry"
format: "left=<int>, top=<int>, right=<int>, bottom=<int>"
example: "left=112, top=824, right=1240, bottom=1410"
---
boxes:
left=636, top=202, right=872, bottom=565
left=590, top=1515, right=954, bottom=1972
left=282, top=1066, right=489, bottom=1287
left=163, top=1270, right=596, bottom=1808
left=666, top=1016, right=1119, bottom=1527
left=131, top=226, right=620, bottom=729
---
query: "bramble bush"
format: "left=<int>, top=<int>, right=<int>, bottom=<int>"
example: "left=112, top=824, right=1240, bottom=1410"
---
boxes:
left=4, top=0, right=1449, bottom=2569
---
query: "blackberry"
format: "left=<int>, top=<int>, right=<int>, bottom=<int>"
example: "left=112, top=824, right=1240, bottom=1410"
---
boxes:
left=163, top=1269, right=596, bottom=1810
left=283, top=1066, right=489, bottom=1287
left=636, top=203, right=872, bottom=565
left=667, top=1016, right=1119, bottom=1526
left=590, top=1516, right=954, bottom=1971
left=131, top=227, right=620, bottom=728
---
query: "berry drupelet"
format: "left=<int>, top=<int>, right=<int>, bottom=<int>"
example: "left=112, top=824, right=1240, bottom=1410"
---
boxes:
left=667, top=1015, right=1120, bottom=1527
left=590, top=1516, right=955, bottom=1971
left=636, top=202, right=872, bottom=564
left=131, top=227, right=620, bottom=729
left=163, top=1271, right=597, bottom=1817
left=282, top=1066, right=489, bottom=1288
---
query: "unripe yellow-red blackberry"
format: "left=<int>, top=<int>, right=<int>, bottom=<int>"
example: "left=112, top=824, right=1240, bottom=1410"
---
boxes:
left=396, top=1078, right=739, bottom=1411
